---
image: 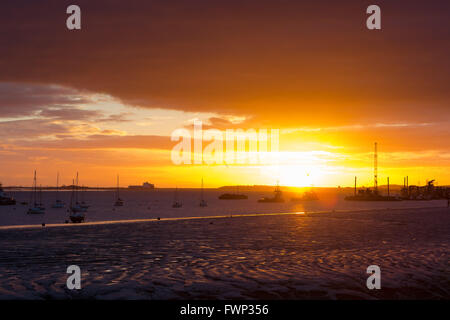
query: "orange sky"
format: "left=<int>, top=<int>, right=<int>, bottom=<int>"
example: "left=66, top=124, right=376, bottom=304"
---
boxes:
left=0, top=1, right=449, bottom=187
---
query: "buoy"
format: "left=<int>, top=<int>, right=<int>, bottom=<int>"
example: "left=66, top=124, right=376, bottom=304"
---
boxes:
left=157, top=217, right=160, bottom=220
left=42, top=223, right=45, bottom=227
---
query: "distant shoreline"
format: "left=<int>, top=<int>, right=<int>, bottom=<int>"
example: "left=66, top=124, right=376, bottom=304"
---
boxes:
left=3, top=185, right=436, bottom=191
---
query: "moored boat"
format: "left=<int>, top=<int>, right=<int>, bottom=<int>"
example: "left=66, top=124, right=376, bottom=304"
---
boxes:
left=199, top=178, right=207, bottom=207
left=172, top=187, right=182, bottom=208
left=69, top=176, right=85, bottom=223
left=0, top=183, right=16, bottom=205
left=344, top=189, right=401, bottom=201
left=291, top=190, right=319, bottom=202
left=258, top=183, right=284, bottom=203
left=219, top=186, right=248, bottom=200
left=219, top=193, right=248, bottom=200
left=114, top=175, right=124, bottom=206
left=27, top=170, right=45, bottom=214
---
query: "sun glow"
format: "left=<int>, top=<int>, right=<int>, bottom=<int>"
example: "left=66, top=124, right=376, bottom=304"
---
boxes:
left=254, top=151, right=330, bottom=187
left=259, top=164, right=325, bottom=187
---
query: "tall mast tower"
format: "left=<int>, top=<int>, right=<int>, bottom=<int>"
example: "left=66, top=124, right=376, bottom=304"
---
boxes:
left=374, top=142, right=378, bottom=193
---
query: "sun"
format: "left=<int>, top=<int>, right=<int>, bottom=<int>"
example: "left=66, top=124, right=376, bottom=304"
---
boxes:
left=280, top=165, right=323, bottom=187
left=261, top=164, right=324, bottom=187
left=257, top=151, right=328, bottom=187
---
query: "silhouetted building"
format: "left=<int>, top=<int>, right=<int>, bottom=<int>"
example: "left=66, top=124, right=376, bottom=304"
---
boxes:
left=128, top=182, right=155, bottom=189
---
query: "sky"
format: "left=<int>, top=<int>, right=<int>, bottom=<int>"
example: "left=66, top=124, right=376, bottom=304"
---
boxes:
left=0, top=0, right=449, bottom=188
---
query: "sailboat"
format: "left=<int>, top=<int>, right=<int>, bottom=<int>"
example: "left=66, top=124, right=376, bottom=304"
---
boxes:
left=0, top=182, right=16, bottom=205
left=114, top=175, right=124, bottom=206
left=73, top=172, right=88, bottom=211
left=291, top=184, right=319, bottom=202
left=199, top=178, right=207, bottom=207
left=27, top=170, right=45, bottom=214
left=258, top=181, right=284, bottom=203
left=290, top=190, right=319, bottom=202
left=52, top=172, right=65, bottom=208
left=172, top=187, right=182, bottom=208
left=69, top=178, right=85, bottom=223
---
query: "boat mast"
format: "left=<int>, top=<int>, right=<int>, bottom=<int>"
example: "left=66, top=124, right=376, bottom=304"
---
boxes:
left=70, top=178, right=75, bottom=209
left=33, top=170, right=37, bottom=206
left=117, top=174, right=119, bottom=200
left=75, top=172, right=79, bottom=204
left=387, top=177, right=390, bottom=197
left=201, top=178, right=204, bottom=201
left=56, top=172, right=59, bottom=201
left=374, top=142, right=378, bottom=193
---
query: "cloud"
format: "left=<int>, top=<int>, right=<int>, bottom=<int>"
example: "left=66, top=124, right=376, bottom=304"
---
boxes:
left=0, top=82, right=137, bottom=125
left=0, top=83, right=92, bottom=118
left=11, top=134, right=173, bottom=151
left=0, top=118, right=126, bottom=141
left=281, top=122, right=436, bottom=134
left=0, top=1, right=449, bottom=186
left=0, top=119, right=70, bottom=139
left=0, top=1, right=449, bottom=126
left=97, top=112, right=133, bottom=123
left=37, top=107, right=102, bottom=120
